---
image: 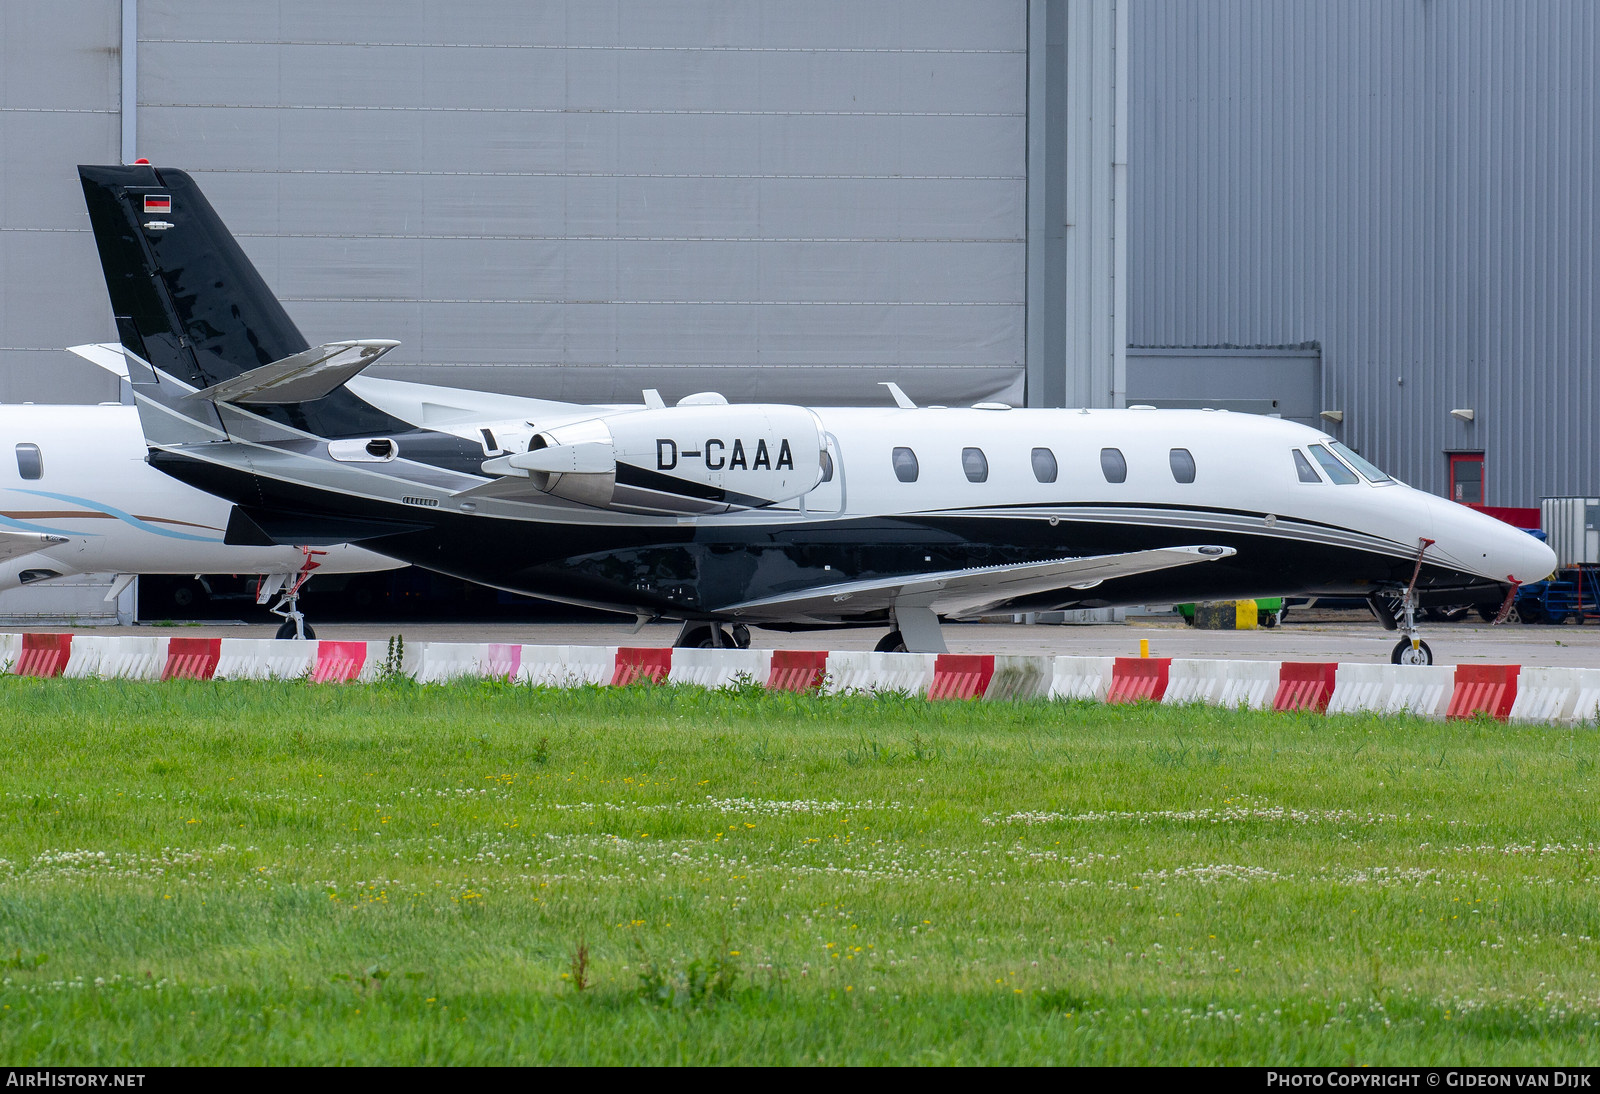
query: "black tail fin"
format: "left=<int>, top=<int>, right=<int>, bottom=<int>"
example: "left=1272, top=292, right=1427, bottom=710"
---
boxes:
left=78, top=164, right=310, bottom=390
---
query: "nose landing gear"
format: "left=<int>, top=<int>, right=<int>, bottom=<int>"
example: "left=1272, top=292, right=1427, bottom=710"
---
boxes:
left=1383, top=537, right=1438, bottom=666
left=1389, top=587, right=1433, bottom=665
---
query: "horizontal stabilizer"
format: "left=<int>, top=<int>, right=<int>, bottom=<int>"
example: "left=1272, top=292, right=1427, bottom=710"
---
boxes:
left=185, top=340, right=400, bottom=406
left=721, top=545, right=1237, bottom=623
left=481, top=443, right=616, bottom=477
left=0, top=532, right=70, bottom=563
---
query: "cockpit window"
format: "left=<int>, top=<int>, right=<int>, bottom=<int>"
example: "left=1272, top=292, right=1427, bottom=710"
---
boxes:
left=1329, top=441, right=1392, bottom=483
left=961, top=447, right=988, bottom=483
left=1100, top=447, right=1127, bottom=484
left=891, top=446, right=919, bottom=483
left=1293, top=449, right=1321, bottom=483
left=1308, top=444, right=1358, bottom=484
left=14, top=443, right=41, bottom=480
left=1169, top=448, right=1196, bottom=484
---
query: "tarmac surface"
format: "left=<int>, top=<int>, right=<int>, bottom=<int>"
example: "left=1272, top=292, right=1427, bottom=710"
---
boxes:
left=36, top=610, right=1600, bottom=667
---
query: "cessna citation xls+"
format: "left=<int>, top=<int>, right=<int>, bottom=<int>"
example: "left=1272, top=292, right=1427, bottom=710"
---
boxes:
left=75, top=163, right=1556, bottom=662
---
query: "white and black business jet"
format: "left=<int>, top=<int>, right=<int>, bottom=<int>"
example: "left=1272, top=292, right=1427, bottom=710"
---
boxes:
left=74, top=163, right=1556, bottom=662
left=0, top=394, right=400, bottom=636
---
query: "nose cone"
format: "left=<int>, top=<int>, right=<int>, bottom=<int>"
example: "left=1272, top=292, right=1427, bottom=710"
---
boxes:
left=1426, top=496, right=1557, bottom=585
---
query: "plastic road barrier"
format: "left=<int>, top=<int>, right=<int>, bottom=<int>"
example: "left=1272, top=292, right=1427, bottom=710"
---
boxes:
left=928, top=654, right=994, bottom=700
left=766, top=650, right=829, bottom=693
left=311, top=641, right=367, bottom=683
left=613, top=647, right=673, bottom=686
left=163, top=637, right=221, bottom=681
left=1274, top=662, right=1339, bottom=713
left=14, top=633, right=72, bottom=677
left=1447, top=664, right=1520, bottom=721
left=1106, top=657, right=1171, bottom=704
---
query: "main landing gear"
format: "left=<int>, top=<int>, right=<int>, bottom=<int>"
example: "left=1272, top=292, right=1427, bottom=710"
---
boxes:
left=674, top=622, right=752, bottom=649
left=263, top=548, right=325, bottom=641
left=874, top=605, right=947, bottom=654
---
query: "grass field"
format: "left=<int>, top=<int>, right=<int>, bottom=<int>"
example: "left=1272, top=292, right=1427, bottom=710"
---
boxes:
left=1, top=675, right=1598, bottom=1065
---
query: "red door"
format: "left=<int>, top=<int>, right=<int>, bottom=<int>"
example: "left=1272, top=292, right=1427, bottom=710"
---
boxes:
left=1449, top=453, right=1484, bottom=505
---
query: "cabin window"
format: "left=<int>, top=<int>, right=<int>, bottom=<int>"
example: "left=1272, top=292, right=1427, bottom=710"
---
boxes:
left=961, top=447, right=988, bottom=483
left=892, top=446, right=919, bottom=483
left=1308, top=444, right=1359, bottom=484
left=1293, top=449, right=1322, bottom=483
left=1031, top=447, right=1058, bottom=484
left=1169, top=448, right=1196, bottom=484
left=1099, top=447, right=1127, bottom=484
left=14, top=443, right=41, bottom=480
left=819, top=449, right=834, bottom=483
left=1331, top=441, right=1393, bottom=484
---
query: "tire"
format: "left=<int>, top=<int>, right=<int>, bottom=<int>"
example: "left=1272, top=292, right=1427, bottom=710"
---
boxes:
left=274, top=620, right=315, bottom=640
left=730, top=623, right=751, bottom=649
left=1258, top=611, right=1276, bottom=629
left=675, top=625, right=729, bottom=649
left=1391, top=638, right=1433, bottom=666
left=874, top=630, right=908, bottom=653
left=1476, top=606, right=1499, bottom=623
left=1517, top=603, right=1544, bottom=624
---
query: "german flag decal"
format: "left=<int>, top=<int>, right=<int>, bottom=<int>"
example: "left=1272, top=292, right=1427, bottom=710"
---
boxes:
left=143, top=194, right=171, bottom=215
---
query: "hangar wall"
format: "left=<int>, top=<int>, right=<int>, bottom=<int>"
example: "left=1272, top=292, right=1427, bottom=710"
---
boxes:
left=130, top=0, right=1031, bottom=407
left=0, top=1, right=123, bottom=404
left=1128, top=0, right=1600, bottom=507
left=2, top=1, right=1129, bottom=411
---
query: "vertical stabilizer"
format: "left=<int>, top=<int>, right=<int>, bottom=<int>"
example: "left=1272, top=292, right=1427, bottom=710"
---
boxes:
left=78, top=164, right=310, bottom=390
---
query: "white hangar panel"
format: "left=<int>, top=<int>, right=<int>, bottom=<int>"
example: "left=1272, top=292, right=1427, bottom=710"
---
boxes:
left=134, top=0, right=1027, bottom=405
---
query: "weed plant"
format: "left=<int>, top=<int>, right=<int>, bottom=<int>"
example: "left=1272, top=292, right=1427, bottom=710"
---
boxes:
left=0, top=676, right=1597, bottom=1064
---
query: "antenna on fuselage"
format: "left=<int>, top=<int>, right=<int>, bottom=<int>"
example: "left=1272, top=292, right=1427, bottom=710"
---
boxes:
left=880, top=382, right=917, bottom=409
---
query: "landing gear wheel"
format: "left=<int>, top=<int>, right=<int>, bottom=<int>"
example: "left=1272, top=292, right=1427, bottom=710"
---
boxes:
left=1259, top=610, right=1277, bottom=629
left=275, top=620, right=316, bottom=641
left=730, top=623, right=751, bottom=649
left=874, top=630, right=908, bottom=653
left=675, top=624, right=731, bottom=649
left=1390, top=638, right=1433, bottom=666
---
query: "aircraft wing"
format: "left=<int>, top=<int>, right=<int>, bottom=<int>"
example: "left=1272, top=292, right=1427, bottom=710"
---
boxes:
left=720, top=545, right=1237, bottom=623
left=0, top=532, right=69, bottom=563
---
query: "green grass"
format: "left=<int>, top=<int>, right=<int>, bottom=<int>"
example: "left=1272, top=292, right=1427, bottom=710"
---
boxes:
left=1, top=676, right=1598, bottom=1065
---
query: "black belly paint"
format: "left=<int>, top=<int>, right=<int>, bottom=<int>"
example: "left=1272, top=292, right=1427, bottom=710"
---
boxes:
left=151, top=448, right=1492, bottom=621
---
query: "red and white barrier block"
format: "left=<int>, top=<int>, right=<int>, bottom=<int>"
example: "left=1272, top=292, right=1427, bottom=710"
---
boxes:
left=5, top=628, right=1600, bottom=728
left=821, top=651, right=938, bottom=697
left=1509, top=667, right=1600, bottom=726
left=669, top=648, right=773, bottom=689
left=1048, top=656, right=1115, bottom=702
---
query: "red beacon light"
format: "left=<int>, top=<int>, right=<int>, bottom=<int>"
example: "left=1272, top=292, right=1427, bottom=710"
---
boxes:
left=134, top=158, right=150, bottom=165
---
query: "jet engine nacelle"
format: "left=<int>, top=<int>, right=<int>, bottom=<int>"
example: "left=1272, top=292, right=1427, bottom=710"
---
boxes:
left=487, top=404, right=827, bottom=514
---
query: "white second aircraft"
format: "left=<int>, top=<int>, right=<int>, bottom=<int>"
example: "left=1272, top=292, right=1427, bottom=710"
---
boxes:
left=72, top=163, right=1558, bottom=662
left=0, top=397, right=400, bottom=636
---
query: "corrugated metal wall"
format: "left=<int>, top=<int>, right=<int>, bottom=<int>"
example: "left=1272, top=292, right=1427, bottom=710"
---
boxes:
left=132, top=0, right=1029, bottom=406
left=1129, top=0, right=1600, bottom=506
left=0, top=0, right=122, bottom=403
